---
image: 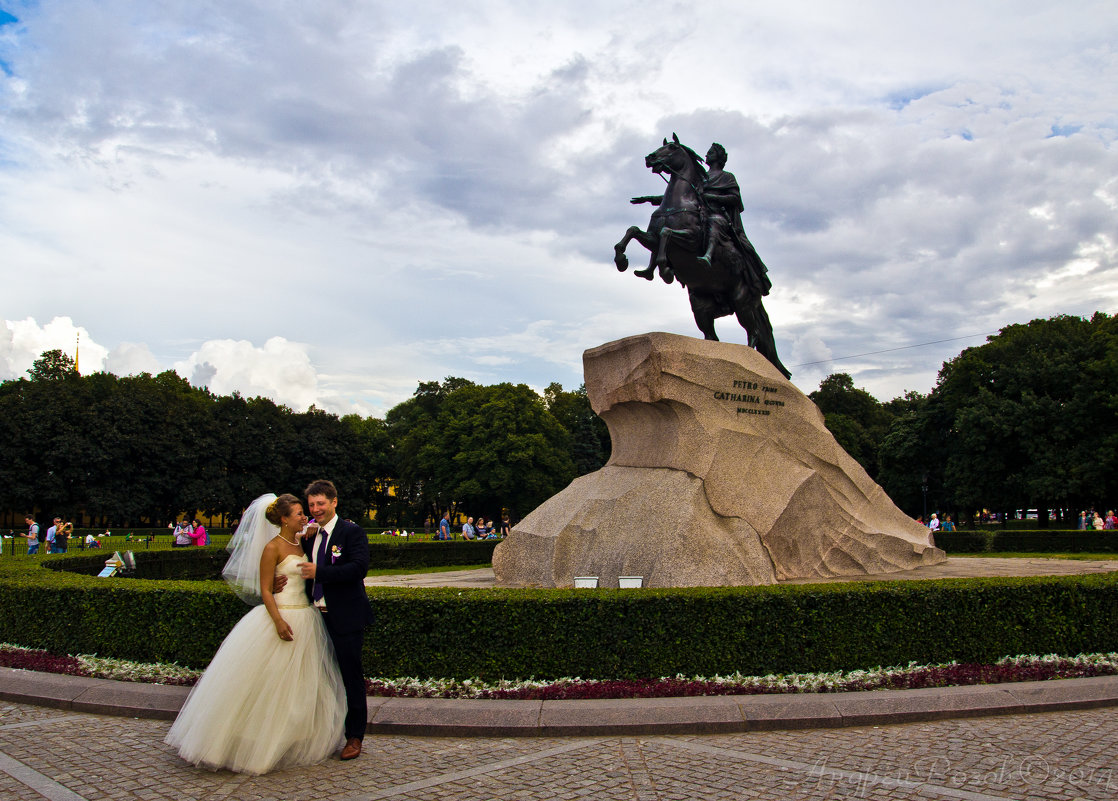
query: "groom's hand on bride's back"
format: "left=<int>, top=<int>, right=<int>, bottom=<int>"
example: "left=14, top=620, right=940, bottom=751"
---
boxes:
left=273, top=574, right=287, bottom=593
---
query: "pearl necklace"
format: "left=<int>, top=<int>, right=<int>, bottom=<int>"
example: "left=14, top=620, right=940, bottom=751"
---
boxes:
left=277, top=532, right=300, bottom=547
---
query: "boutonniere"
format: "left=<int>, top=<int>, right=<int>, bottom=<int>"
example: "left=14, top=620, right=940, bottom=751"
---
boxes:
left=330, top=545, right=342, bottom=561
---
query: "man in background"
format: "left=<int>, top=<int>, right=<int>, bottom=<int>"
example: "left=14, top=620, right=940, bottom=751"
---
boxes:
left=24, top=515, right=39, bottom=555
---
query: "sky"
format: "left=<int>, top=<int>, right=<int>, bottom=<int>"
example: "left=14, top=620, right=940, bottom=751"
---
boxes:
left=1, top=1, right=1115, bottom=417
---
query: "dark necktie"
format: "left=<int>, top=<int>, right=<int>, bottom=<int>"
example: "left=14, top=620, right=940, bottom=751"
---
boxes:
left=312, top=530, right=328, bottom=601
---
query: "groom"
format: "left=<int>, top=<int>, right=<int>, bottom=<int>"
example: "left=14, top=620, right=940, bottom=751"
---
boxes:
left=297, top=479, right=374, bottom=761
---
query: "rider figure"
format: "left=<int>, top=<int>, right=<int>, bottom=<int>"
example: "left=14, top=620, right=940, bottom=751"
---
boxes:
left=698, top=143, right=770, bottom=296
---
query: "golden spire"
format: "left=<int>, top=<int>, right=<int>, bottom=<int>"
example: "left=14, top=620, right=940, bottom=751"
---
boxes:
left=75, top=332, right=80, bottom=374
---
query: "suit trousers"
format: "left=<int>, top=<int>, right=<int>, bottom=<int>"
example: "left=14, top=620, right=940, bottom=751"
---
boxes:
left=322, top=612, right=367, bottom=740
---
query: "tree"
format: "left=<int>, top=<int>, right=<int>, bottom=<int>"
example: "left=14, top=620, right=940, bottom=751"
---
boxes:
left=876, top=313, right=1118, bottom=524
left=418, top=383, right=576, bottom=520
left=544, top=382, right=610, bottom=475
left=28, top=349, right=77, bottom=381
left=385, top=377, right=476, bottom=523
left=876, top=391, right=943, bottom=519
left=937, top=314, right=1117, bottom=524
left=810, top=373, right=895, bottom=479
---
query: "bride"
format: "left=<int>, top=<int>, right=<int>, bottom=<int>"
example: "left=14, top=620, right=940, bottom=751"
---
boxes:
left=165, top=493, right=345, bottom=774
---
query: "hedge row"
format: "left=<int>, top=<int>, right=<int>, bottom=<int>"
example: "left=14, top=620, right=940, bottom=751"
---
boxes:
left=4, top=551, right=1116, bottom=680
left=40, top=540, right=498, bottom=582
left=935, top=530, right=1118, bottom=553
left=366, top=540, right=498, bottom=568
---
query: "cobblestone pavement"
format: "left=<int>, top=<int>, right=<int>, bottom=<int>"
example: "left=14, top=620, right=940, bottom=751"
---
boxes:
left=0, top=701, right=1113, bottom=800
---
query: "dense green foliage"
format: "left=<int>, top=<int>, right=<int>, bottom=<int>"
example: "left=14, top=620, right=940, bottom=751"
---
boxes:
left=816, top=313, right=1118, bottom=523
left=876, top=308, right=1113, bottom=523
left=6, top=312, right=1113, bottom=532
left=809, top=373, right=899, bottom=479
left=0, top=367, right=606, bottom=528
left=2, top=552, right=1114, bottom=679
left=385, top=377, right=601, bottom=523
left=0, top=370, right=381, bottom=525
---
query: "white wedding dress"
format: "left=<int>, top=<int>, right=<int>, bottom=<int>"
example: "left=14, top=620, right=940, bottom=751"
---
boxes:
left=165, top=555, right=346, bottom=774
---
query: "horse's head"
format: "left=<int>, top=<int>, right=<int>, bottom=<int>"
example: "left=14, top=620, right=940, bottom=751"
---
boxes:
left=645, top=133, right=705, bottom=182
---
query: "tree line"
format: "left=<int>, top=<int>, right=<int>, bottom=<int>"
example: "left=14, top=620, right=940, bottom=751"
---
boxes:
left=811, top=312, right=1118, bottom=526
left=0, top=350, right=608, bottom=528
left=3, top=311, right=1113, bottom=530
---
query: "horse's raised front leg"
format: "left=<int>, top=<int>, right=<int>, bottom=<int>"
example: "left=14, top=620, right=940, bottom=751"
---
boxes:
left=614, top=226, right=657, bottom=273
left=633, top=251, right=658, bottom=281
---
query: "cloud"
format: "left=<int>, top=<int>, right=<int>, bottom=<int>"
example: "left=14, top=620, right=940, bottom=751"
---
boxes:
left=1, top=1, right=1116, bottom=411
left=174, top=337, right=320, bottom=411
left=0, top=316, right=109, bottom=379
left=105, top=342, right=162, bottom=376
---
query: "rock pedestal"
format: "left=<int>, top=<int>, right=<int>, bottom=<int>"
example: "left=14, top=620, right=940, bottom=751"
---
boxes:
left=492, top=332, right=944, bottom=588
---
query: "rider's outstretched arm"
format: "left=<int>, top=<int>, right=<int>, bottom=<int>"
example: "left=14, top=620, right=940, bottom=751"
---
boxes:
left=630, top=195, right=664, bottom=205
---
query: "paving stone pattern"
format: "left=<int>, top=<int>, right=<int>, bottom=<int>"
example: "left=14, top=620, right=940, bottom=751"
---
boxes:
left=0, top=701, right=1113, bottom=800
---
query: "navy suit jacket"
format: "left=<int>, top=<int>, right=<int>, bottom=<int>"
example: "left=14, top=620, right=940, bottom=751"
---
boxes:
left=302, top=517, right=374, bottom=634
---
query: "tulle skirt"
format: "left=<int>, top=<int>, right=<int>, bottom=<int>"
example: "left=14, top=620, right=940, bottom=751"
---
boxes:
left=165, top=604, right=346, bottom=775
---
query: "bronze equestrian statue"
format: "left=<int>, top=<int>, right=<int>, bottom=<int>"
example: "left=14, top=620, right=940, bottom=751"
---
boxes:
left=614, top=134, right=791, bottom=379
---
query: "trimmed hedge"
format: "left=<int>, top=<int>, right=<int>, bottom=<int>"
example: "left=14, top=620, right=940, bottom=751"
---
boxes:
left=936, top=530, right=1118, bottom=553
left=365, top=574, right=1118, bottom=679
left=366, top=540, right=498, bottom=569
left=3, top=550, right=1116, bottom=680
left=0, top=552, right=244, bottom=668
left=35, top=539, right=498, bottom=578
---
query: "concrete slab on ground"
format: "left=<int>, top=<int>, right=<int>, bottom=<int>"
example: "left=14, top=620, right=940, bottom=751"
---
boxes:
left=363, top=557, right=1118, bottom=589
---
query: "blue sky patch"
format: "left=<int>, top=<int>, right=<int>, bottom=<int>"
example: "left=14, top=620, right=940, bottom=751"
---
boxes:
left=0, top=9, right=18, bottom=26
left=883, top=85, right=944, bottom=110
left=1048, top=123, right=1082, bottom=138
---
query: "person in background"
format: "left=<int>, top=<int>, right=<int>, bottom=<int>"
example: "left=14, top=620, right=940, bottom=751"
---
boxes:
left=1078, top=511, right=1088, bottom=530
left=56, top=522, right=71, bottom=553
left=927, top=513, right=940, bottom=533
left=1092, top=511, right=1105, bottom=530
left=46, top=516, right=60, bottom=553
left=500, top=515, right=511, bottom=536
left=462, top=517, right=476, bottom=540
left=24, top=515, right=39, bottom=555
left=173, top=520, right=194, bottom=547
left=190, top=519, right=207, bottom=546
left=1106, top=511, right=1117, bottom=530
left=438, top=513, right=451, bottom=540
left=940, top=515, right=955, bottom=532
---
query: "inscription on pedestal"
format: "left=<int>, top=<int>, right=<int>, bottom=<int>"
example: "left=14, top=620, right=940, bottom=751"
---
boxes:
left=713, top=378, right=784, bottom=416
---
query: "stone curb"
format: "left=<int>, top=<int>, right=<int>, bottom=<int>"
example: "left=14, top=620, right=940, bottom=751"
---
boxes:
left=2, top=667, right=1117, bottom=737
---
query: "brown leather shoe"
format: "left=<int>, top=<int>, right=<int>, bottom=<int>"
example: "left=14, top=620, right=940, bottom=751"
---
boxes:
left=340, top=737, right=362, bottom=760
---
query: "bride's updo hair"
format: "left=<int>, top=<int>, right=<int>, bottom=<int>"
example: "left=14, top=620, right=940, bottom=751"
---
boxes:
left=265, top=493, right=301, bottom=526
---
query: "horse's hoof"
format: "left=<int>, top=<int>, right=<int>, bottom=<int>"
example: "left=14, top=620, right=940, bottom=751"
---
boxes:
left=634, top=268, right=654, bottom=281
left=660, top=266, right=675, bottom=285
left=614, top=253, right=629, bottom=272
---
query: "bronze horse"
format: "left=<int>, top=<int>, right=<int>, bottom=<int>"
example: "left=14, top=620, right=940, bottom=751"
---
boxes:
left=613, top=135, right=791, bottom=378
